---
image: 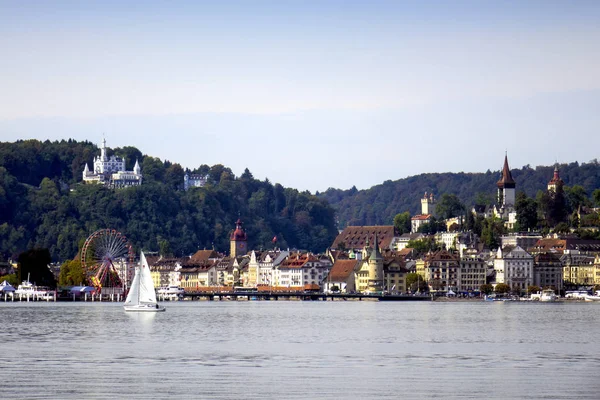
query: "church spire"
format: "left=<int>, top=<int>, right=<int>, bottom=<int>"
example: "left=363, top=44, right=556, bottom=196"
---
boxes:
left=497, top=153, right=516, bottom=189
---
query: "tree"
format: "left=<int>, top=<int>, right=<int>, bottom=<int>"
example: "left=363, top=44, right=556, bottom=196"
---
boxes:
left=406, top=273, right=427, bottom=292
left=393, top=211, right=411, bottom=235
left=406, top=238, right=439, bottom=256
left=515, top=191, right=538, bottom=231
left=58, top=258, right=85, bottom=286
left=494, top=283, right=511, bottom=294
left=481, top=217, right=505, bottom=249
left=527, top=285, right=541, bottom=294
left=480, top=284, right=493, bottom=295
left=18, top=248, right=55, bottom=288
left=594, top=189, right=600, bottom=207
left=436, top=194, right=465, bottom=220
left=564, top=185, right=589, bottom=214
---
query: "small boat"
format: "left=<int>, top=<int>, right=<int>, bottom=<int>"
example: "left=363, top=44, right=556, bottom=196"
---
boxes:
left=584, top=291, right=600, bottom=302
left=539, top=289, right=558, bottom=303
left=157, top=285, right=184, bottom=300
left=124, top=251, right=165, bottom=312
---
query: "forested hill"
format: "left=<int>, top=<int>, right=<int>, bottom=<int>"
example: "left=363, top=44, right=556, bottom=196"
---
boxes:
left=320, top=160, right=600, bottom=227
left=0, top=139, right=337, bottom=261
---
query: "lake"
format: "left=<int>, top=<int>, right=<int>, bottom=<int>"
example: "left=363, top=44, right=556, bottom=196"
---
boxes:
left=1, top=300, right=600, bottom=399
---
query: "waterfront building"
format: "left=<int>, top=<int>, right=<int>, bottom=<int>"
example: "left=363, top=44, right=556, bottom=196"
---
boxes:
left=383, top=257, right=408, bottom=293
left=459, top=254, right=487, bottom=292
left=561, top=250, right=596, bottom=286
left=365, top=234, right=384, bottom=294
left=533, top=253, right=563, bottom=290
left=183, top=173, right=208, bottom=190
left=82, top=138, right=142, bottom=188
left=424, top=250, right=460, bottom=292
left=493, top=245, right=534, bottom=293
left=323, top=259, right=359, bottom=293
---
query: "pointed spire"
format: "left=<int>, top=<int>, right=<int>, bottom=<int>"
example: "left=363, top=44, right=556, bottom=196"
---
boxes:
left=497, top=153, right=516, bottom=189
left=370, top=232, right=382, bottom=260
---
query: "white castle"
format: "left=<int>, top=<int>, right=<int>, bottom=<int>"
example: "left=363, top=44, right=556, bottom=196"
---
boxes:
left=82, top=138, right=142, bottom=188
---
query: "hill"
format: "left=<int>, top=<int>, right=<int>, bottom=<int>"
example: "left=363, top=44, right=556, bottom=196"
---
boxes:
left=320, top=160, right=600, bottom=227
left=0, top=139, right=337, bottom=261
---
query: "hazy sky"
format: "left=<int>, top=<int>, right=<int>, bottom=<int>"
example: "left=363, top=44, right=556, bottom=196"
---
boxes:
left=1, top=1, right=599, bottom=192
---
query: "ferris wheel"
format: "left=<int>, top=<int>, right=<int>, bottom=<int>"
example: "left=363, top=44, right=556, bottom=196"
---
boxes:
left=81, top=229, right=134, bottom=291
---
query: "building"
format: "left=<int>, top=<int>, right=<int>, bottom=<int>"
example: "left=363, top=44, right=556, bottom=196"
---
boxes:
left=501, top=233, right=543, bottom=252
left=424, top=250, right=460, bottom=292
left=82, top=138, right=142, bottom=188
left=493, top=245, right=533, bottom=293
left=324, top=259, right=359, bottom=293
left=184, top=173, right=208, bottom=190
left=229, top=218, right=248, bottom=258
left=459, top=254, right=487, bottom=292
left=561, top=250, right=596, bottom=286
left=533, top=253, right=563, bottom=290
left=494, top=154, right=517, bottom=227
left=547, top=165, right=564, bottom=192
left=410, top=192, right=436, bottom=233
left=331, top=226, right=398, bottom=254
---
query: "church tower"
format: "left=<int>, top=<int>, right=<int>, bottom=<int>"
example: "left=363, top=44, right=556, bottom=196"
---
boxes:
left=421, top=191, right=436, bottom=216
left=247, top=250, right=259, bottom=287
left=366, top=233, right=384, bottom=294
left=496, top=154, right=516, bottom=208
left=230, top=218, right=248, bottom=258
left=547, top=164, right=564, bottom=192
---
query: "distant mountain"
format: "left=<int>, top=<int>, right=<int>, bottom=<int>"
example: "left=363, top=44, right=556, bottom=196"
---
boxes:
left=0, top=139, right=338, bottom=261
left=320, top=160, right=600, bottom=228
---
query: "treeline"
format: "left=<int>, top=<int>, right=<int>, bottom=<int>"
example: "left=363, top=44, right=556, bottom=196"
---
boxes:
left=320, top=161, right=600, bottom=227
left=0, top=139, right=337, bottom=261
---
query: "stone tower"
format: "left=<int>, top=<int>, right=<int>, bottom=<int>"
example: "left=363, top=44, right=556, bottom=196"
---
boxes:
left=366, top=233, right=384, bottom=294
left=421, top=191, right=436, bottom=216
left=497, top=154, right=516, bottom=208
left=230, top=218, right=248, bottom=258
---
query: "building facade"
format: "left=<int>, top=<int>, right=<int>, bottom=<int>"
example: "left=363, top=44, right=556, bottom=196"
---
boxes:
left=82, top=138, right=142, bottom=188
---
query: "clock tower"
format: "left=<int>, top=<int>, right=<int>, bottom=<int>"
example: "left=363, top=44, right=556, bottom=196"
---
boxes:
left=230, top=218, right=248, bottom=258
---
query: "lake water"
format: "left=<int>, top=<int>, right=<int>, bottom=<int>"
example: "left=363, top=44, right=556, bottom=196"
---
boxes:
left=1, top=300, right=600, bottom=399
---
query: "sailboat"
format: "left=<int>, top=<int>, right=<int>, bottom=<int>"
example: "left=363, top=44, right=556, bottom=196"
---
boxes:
left=124, top=251, right=165, bottom=312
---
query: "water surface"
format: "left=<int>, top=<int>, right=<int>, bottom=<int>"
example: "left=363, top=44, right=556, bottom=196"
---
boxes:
left=2, top=301, right=600, bottom=399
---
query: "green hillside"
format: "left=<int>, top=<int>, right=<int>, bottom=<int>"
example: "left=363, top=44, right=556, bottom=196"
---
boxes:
left=321, top=160, right=600, bottom=227
left=0, top=139, right=337, bottom=261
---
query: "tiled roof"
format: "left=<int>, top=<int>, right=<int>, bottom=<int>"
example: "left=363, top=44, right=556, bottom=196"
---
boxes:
left=411, top=214, right=431, bottom=221
left=190, top=250, right=219, bottom=263
left=328, top=259, right=359, bottom=282
left=331, top=226, right=397, bottom=250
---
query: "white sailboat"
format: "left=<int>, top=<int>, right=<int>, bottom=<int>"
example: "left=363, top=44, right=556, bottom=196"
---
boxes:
left=124, top=251, right=165, bottom=312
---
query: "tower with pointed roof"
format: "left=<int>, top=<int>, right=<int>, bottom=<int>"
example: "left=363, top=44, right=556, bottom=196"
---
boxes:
left=366, top=233, right=384, bottom=294
left=230, top=218, right=248, bottom=259
left=497, top=154, right=516, bottom=209
left=247, top=250, right=259, bottom=287
left=547, top=164, right=564, bottom=192
left=82, top=138, right=142, bottom=188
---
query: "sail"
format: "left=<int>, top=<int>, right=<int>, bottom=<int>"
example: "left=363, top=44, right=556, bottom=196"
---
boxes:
left=124, top=266, right=141, bottom=306
left=138, top=251, right=158, bottom=304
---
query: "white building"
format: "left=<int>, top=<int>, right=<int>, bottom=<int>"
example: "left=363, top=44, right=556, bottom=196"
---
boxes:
left=493, top=245, right=534, bottom=293
left=83, top=138, right=142, bottom=188
left=184, top=173, right=209, bottom=190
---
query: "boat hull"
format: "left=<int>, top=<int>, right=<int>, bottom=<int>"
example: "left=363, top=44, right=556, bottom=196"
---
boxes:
left=124, top=305, right=166, bottom=312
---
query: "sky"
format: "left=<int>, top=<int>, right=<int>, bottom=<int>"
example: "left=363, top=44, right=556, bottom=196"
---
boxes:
left=1, top=0, right=599, bottom=193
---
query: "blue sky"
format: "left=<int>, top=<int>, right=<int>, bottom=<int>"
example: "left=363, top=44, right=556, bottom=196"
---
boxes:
left=1, top=1, right=599, bottom=192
